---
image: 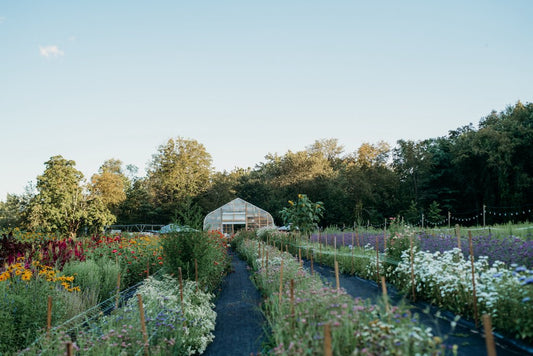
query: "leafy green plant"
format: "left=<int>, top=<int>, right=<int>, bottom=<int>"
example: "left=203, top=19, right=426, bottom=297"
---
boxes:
left=161, top=231, right=230, bottom=293
left=62, top=258, right=122, bottom=304
left=279, top=194, right=324, bottom=238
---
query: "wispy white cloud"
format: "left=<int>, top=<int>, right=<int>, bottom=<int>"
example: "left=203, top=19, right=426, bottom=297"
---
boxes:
left=39, top=45, right=64, bottom=58
left=0, top=16, right=6, bottom=24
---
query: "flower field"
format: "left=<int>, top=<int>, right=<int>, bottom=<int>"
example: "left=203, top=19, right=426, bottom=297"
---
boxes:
left=262, top=226, right=533, bottom=347
left=0, top=229, right=231, bottom=355
left=233, top=231, right=444, bottom=355
left=2, top=224, right=531, bottom=354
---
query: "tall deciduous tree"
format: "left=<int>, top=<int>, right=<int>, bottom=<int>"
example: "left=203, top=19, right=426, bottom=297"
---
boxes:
left=146, top=137, right=213, bottom=223
left=0, top=194, right=23, bottom=229
left=355, top=141, right=390, bottom=167
left=393, top=139, right=433, bottom=205
left=90, top=159, right=128, bottom=210
left=26, top=156, right=86, bottom=236
left=25, top=156, right=115, bottom=236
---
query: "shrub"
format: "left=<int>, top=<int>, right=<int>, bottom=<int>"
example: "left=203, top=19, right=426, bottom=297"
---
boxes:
left=161, top=231, right=230, bottom=292
left=62, top=257, right=122, bottom=304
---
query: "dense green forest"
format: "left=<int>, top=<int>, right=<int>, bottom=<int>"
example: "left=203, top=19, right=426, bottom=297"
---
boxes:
left=1, top=101, right=532, bottom=234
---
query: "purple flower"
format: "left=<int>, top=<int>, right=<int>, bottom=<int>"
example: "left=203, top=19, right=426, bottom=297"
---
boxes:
left=521, top=277, right=533, bottom=285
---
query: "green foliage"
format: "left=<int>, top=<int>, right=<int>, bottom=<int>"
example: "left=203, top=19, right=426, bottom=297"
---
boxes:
left=279, top=194, right=324, bottom=237
left=4, top=102, right=532, bottom=229
left=25, top=155, right=86, bottom=237
left=402, top=201, right=420, bottom=225
left=89, top=159, right=128, bottom=211
left=174, top=196, right=204, bottom=230
left=116, top=179, right=155, bottom=224
left=426, top=201, right=443, bottom=226
left=0, top=277, right=69, bottom=354
left=62, top=258, right=122, bottom=304
left=22, top=155, right=116, bottom=236
left=0, top=194, right=23, bottom=229
left=146, top=137, right=213, bottom=223
left=160, top=231, right=230, bottom=293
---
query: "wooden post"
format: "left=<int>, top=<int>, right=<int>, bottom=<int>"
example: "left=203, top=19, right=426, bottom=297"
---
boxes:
left=342, top=232, right=345, bottom=248
left=115, top=272, right=121, bottom=309
left=410, top=233, right=416, bottom=302
left=482, top=314, right=497, bottom=356
left=324, top=323, right=332, bottom=356
left=279, top=260, right=284, bottom=307
left=137, top=294, right=149, bottom=356
left=381, top=276, right=389, bottom=313
left=66, top=342, right=73, bottom=356
left=178, top=267, right=184, bottom=304
left=310, top=253, right=314, bottom=275
left=469, top=231, right=479, bottom=328
left=334, top=260, right=340, bottom=292
left=47, top=295, right=52, bottom=337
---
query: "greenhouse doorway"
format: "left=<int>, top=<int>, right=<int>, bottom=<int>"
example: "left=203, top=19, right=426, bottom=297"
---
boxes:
left=223, top=223, right=246, bottom=235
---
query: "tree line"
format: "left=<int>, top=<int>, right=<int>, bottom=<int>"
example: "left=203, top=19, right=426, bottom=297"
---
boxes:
left=1, top=101, right=532, bottom=235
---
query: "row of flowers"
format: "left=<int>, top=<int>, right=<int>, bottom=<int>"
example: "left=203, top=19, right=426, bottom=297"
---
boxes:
left=261, top=227, right=533, bottom=345
left=22, top=275, right=216, bottom=355
left=309, top=228, right=533, bottom=268
left=233, top=231, right=444, bottom=355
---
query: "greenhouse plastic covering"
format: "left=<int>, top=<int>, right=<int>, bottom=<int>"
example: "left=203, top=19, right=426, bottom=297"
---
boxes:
left=203, top=198, right=274, bottom=233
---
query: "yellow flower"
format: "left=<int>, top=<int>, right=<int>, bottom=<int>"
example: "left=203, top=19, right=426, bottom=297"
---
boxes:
left=22, top=270, right=32, bottom=281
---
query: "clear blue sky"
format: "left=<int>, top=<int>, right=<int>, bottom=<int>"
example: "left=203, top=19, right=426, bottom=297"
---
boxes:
left=1, top=0, right=532, bottom=199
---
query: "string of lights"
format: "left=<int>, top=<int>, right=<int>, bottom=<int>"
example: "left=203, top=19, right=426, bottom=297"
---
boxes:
left=360, top=203, right=533, bottom=229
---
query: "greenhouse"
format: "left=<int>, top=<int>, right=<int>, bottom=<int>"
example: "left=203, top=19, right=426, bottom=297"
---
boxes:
left=203, top=198, right=275, bottom=233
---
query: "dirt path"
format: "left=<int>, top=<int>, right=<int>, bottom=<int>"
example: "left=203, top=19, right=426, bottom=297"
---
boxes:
left=203, top=251, right=265, bottom=356
left=305, top=260, right=531, bottom=356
